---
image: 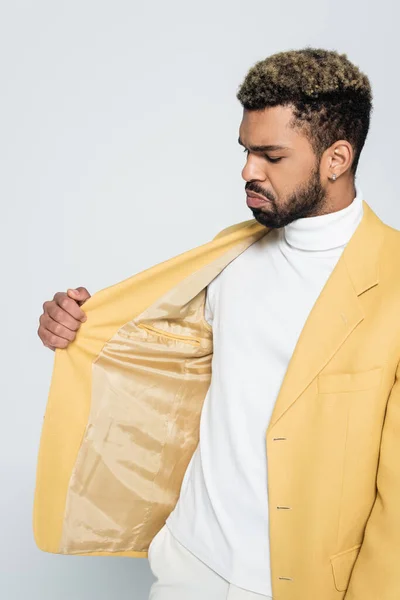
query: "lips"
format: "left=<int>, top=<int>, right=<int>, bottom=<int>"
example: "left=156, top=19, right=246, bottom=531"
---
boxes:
left=246, top=191, right=268, bottom=201
left=246, top=190, right=269, bottom=209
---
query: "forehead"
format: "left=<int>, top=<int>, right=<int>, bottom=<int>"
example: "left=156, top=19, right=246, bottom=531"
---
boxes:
left=239, top=105, right=300, bottom=146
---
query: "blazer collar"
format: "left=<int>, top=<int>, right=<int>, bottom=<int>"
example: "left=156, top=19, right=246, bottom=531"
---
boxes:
left=342, top=200, right=384, bottom=296
left=268, top=199, right=386, bottom=431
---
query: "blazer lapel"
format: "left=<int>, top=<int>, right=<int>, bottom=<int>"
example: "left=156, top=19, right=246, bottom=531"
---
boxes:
left=267, top=200, right=385, bottom=432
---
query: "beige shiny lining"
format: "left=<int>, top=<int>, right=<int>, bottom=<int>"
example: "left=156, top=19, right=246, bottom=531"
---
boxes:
left=59, top=289, right=212, bottom=554
left=59, top=229, right=267, bottom=554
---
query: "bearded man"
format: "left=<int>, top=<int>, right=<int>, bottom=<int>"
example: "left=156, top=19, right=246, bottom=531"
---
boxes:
left=35, top=48, right=400, bottom=600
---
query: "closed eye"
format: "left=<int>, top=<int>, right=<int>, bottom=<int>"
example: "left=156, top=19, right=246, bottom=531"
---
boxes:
left=242, top=148, right=282, bottom=163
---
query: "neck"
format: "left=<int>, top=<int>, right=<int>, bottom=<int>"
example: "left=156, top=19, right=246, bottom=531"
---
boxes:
left=319, top=177, right=357, bottom=216
left=282, top=184, right=363, bottom=251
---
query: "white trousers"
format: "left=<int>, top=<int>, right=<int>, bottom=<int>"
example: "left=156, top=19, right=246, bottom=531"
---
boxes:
left=147, top=524, right=273, bottom=600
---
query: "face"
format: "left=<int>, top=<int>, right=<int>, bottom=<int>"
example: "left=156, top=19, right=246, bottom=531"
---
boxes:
left=239, top=106, right=328, bottom=229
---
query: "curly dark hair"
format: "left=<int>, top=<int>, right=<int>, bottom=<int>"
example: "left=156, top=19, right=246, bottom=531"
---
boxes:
left=236, top=48, right=372, bottom=174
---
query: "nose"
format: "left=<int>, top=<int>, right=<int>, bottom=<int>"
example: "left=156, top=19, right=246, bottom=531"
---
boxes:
left=241, top=154, right=267, bottom=183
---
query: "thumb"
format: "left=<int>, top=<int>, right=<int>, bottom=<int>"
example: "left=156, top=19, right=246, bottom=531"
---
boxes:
left=67, top=287, right=91, bottom=304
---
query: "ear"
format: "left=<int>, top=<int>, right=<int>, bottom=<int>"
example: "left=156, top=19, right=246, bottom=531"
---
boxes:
left=322, top=140, right=354, bottom=183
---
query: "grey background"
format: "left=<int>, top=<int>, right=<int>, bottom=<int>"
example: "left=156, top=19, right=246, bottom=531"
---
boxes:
left=1, top=1, right=399, bottom=599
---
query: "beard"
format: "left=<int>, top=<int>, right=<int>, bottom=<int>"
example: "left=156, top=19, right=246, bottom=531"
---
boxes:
left=248, top=165, right=327, bottom=229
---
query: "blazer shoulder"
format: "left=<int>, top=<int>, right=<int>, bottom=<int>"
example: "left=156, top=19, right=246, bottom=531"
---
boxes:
left=378, top=222, right=400, bottom=291
left=381, top=221, right=400, bottom=256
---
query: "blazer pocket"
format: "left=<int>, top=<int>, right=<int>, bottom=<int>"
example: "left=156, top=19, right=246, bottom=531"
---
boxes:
left=137, top=323, right=201, bottom=347
left=318, top=367, right=383, bottom=394
left=330, top=543, right=362, bottom=591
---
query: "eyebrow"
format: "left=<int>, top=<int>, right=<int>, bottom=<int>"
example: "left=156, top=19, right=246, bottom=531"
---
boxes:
left=238, top=137, right=289, bottom=152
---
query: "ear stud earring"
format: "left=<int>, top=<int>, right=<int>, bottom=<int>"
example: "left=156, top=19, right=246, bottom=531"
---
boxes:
left=330, top=173, right=337, bottom=181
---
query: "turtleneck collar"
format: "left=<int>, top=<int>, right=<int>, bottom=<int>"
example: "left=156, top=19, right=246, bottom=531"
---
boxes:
left=282, top=187, right=364, bottom=252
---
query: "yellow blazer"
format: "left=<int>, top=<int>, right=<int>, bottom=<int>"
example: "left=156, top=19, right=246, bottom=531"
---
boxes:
left=33, top=200, right=400, bottom=600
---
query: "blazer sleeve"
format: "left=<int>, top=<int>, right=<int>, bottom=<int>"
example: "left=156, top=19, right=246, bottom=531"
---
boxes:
left=344, top=358, right=400, bottom=599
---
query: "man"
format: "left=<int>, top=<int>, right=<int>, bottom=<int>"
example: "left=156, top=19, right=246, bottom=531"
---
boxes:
left=35, top=48, right=400, bottom=599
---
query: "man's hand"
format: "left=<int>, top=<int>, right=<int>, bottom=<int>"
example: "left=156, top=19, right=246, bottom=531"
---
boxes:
left=38, top=287, right=91, bottom=351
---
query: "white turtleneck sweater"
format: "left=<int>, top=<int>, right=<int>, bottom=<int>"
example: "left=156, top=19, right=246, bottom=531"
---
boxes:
left=166, top=188, right=364, bottom=596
